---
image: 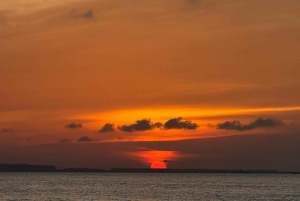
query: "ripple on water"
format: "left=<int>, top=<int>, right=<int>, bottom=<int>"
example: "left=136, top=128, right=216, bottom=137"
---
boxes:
left=0, top=173, right=300, bottom=200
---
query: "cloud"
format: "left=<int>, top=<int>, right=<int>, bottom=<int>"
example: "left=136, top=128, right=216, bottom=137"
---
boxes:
left=207, top=123, right=215, bottom=128
left=82, top=10, right=95, bottom=19
left=118, top=137, right=132, bottom=141
left=1, top=128, right=13, bottom=132
left=70, top=9, right=95, bottom=19
left=251, top=117, right=284, bottom=127
left=216, top=117, right=284, bottom=131
left=99, top=123, right=115, bottom=133
left=118, top=118, right=199, bottom=132
left=164, top=117, right=198, bottom=130
left=59, top=138, right=71, bottom=143
left=78, top=136, right=94, bottom=142
left=118, top=119, right=163, bottom=132
left=217, top=120, right=243, bottom=130
left=153, top=122, right=163, bottom=128
left=65, top=122, right=82, bottom=129
left=162, top=159, right=176, bottom=164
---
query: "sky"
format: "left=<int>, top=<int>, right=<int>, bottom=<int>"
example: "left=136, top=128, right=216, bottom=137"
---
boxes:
left=1, top=0, right=300, bottom=171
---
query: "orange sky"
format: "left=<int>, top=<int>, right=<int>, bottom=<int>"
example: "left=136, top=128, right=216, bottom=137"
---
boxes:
left=0, top=0, right=300, bottom=170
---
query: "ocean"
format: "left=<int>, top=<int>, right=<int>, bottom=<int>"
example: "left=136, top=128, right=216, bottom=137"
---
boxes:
left=0, top=173, right=299, bottom=200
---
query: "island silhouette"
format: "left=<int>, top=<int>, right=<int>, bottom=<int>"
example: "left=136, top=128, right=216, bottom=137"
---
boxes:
left=0, top=163, right=298, bottom=174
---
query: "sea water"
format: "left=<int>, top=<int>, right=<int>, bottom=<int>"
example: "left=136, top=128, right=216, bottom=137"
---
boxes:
left=0, top=173, right=299, bottom=200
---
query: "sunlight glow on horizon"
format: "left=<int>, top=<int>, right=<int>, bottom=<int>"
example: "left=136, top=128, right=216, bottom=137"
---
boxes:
left=73, top=105, right=300, bottom=124
left=128, top=150, right=179, bottom=165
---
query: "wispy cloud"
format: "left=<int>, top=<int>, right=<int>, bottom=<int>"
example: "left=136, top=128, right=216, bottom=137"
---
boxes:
left=59, top=138, right=71, bottom=143
left=1, top=128, right=13, bottom=132
left=207, top=123, right=214, bottom=129
left=70, top=9, right=95, bottom=19
left=118, top=137, right=132, bottom=141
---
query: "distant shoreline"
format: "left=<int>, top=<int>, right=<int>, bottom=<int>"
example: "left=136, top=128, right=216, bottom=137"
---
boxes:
left=0, top=164, right=299, bottom=174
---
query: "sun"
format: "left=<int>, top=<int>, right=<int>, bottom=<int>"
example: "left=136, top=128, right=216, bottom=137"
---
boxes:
left=150, top=161, right=167, bottom=169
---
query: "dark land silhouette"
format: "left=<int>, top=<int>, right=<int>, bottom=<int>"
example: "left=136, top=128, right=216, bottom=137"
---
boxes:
left=0, top=163, right=298, bottom=174
left=0, top=164, right=56, bottom=172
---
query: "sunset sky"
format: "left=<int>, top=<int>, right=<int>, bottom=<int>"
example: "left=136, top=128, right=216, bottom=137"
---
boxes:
left=1, top=0, right=300, bottom=170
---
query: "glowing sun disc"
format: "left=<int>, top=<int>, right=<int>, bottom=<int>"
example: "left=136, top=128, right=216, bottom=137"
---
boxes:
left=150, top=161, right=167, bottom=169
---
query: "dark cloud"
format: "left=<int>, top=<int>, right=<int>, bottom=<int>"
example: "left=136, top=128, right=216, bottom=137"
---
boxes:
left=251, top=117, right=284, bottom=127
left=78, top=136, right=94, bottom=142
left=65, top=122, right=82, bottom=129
left=118, top=118, right=199, bottom=132
left=216, top=117, right=284, bottom=131
left=217, top=120, right=243, bottom=130
left=164, top=117, right=198, bottom=130
left=1, top=128, right=13, bottom=132
left=153, top=122, right=163, bottom=128
left=59, top=138, right=71, bottom=143
left=71, top=9, right=95, bottom=19
left=118, top=119, right=163, bottom=132
left=99, top=123, right=115, bottom=133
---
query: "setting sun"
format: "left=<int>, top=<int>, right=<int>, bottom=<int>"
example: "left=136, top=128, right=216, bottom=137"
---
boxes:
left=151, top=161, right=167, bottom=169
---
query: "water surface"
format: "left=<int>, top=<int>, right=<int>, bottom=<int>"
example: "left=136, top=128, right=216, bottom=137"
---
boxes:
left=0, top=173, right=299, bottom=200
